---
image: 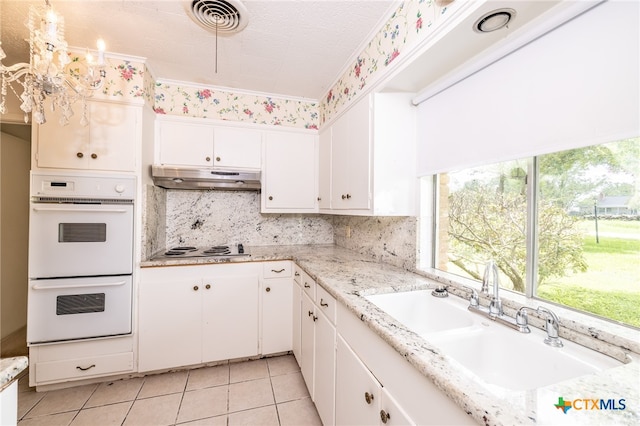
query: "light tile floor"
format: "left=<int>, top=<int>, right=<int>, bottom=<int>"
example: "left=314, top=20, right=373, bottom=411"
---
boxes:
left=17, top=355, right=323, bottom=426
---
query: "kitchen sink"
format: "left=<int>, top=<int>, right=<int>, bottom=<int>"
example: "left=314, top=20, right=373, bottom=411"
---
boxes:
left=427, top=323, right=622, bottom=390
left=366, top=289, right=474, bottom=334
left=365, top=289, right=624, bottom=391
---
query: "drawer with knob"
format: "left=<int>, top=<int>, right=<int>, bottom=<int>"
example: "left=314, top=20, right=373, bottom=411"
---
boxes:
left=300, top=270, right=316, bottom=300
left=316, top=284, right=336, bottom=324
left=263, top=261, right=292, bottom=279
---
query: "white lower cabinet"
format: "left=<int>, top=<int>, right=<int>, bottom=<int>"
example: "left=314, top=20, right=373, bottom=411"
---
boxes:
left=313, top=302, right=336, bottom=425
left=336, top=303, right=473, bottom=425
left=29, top=336, right=134, bottom=388
left=292, top=265, right=303, bottom=362
left=261, top=262, right=293, bottom=354
left=336, top=336, right=412, bottom=425
left=300, top=291, right=316, bottom=397
left=139, top=263, right=260, bottom=372
left=295, top=271, right=336, bottom=426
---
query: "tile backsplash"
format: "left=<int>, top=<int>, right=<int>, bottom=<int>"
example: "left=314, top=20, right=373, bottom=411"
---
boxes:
left=143, top=187, right=334, bottom=258
left=333, top=215, right=418, bottom=271
left=143, top=185, right=418, bottom=269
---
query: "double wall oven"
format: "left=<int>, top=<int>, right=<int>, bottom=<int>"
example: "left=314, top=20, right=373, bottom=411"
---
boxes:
left=27, top=172, right=136, bottom=345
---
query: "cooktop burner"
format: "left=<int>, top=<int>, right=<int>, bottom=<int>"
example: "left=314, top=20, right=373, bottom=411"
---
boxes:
left=155, top=244, right=247, bottom=260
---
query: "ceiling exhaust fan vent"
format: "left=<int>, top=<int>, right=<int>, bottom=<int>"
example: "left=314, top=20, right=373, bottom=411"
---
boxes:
left=188, top=0, right=248, bottom=34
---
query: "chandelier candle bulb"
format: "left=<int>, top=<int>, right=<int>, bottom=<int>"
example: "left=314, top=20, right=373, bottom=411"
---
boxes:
left=97, top=39, right=106, bottom=66
left=45, top=8, right=58, bottom=38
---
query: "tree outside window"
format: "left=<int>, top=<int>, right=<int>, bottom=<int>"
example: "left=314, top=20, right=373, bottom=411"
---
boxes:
left=434, top=138, right=640, bottom=327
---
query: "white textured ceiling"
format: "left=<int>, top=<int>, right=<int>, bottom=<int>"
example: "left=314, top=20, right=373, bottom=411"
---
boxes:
left=0, top=0, right=397, bottom=99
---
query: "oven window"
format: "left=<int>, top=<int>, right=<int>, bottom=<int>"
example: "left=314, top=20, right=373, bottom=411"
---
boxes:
left=58, top=223, right=107, bottom=243
left=56, top=294, right=106, bottom=315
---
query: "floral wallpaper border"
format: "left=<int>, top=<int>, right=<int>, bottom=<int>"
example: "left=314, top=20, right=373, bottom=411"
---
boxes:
left=66, top=0, right=462, bottom=130
left=66, top=53, right=146, bottom=103
left=320, top=0, right=461, bottom=125
left=152, top=82, right=319, bottom=130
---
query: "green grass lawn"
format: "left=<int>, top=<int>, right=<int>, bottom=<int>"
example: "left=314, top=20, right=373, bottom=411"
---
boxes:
left=539, top=219, right=640, bottom=327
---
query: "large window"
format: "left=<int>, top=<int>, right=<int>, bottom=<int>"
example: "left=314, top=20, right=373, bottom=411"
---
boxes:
left=426, top=138, right=640, bottom=328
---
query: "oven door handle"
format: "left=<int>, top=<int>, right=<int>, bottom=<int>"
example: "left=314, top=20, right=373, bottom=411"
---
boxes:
left=32, top=207, right=130, bottom=214
left=32, top=281, right=127, bottom=290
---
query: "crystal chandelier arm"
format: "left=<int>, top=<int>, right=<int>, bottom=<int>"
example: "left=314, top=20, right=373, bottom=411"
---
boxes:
left=1, top=63, right=33, bottom=83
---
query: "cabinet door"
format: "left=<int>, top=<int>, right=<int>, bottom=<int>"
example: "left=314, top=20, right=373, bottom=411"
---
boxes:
left=89, top=102, right=138, bottom=171
left=158, top=120, right=214, bottom=166
left=380, top=387, right=414, bottom=426
left=138, top=278, right=202, bottom=372
left=262, top=278, right=293, bottom=355
left=34, top=98, right=90, bottom=169
left=330, top=97, right=371, bottom=210
left=300, top=292, right=315, bottom=398
left=314, top=310, right=336, bottom=426
left=344, top=96, right=372, bottom=210
left=263, top=132, right=317, bottom=211
left=292, top=280, right=302, bottom=364
left=213, top=127, right=262, bottom=169
left=318, top=128, right=332, bottom=209
left=330, top=111, right=350, bottom=208
left=201, top=274, right=259, bottom=362
left=336, top=335, right=380, bottom=425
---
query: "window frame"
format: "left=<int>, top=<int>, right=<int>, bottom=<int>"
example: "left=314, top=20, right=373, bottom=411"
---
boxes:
left=420, top=151, right=637, bottom=329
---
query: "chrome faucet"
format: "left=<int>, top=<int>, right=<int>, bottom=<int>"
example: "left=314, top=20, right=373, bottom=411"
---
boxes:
left=482, top=261, right=502, bottom=316
left=537, top=307, right=563, bottom=347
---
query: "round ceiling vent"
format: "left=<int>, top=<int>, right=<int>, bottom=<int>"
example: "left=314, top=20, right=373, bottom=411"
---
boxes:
left=474, top=8, right=516, bottom=33
left=188, top=0, right=249, bottom=34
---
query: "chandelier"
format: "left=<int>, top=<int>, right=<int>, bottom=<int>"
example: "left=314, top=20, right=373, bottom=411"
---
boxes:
left=0, top=0, right=106, bottom=126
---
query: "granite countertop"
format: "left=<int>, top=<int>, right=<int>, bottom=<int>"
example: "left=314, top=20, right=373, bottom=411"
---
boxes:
left=142, top=244, right=640, bottom=425
left=0, top=356, right=28, bottom=392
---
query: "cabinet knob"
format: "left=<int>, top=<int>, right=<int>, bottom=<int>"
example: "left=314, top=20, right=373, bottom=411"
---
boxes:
left=76, top=152, right=84, bottom=158
left=295, top=272, right=300, bottom=277
left=320, top=298, right=328, bottom=308
left=193, top=285, right=199, bottom=291
left=266, top=287, right=271, bottom=292
left=364, top=392, right=374, bottom=404
left=317, top=197, right=321, bottom=201
left=216, top=156, right=221, bottom=162
left=268, top=196, right=273, bottom=201
left=206, top=156, right=211, bottom=162
left=91, top=153, right=97, bottom=159
left=346, top=193, right=352, bottom=199
left=205, top=284, right=211, bottom=290
left=380, top=410, right=390, bottom=424
left=304, top=282, right=311, bottom=289
left=342, top=194, right=346, bottom=200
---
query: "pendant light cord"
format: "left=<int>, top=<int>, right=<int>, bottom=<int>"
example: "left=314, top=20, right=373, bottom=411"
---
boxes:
left=215, top=17, right=218, bottom=74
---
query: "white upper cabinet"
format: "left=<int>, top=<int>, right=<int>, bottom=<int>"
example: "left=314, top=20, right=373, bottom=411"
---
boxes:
left=330, top=96, right=371, bottom=210
left=156, top=117, right=262, bottom=170
left=213, top=127, right=262, bottom=170
left=157, top=120, right=214, bottom=166
left=322, top=93, right=417, bottom=216
left=317, top=128, right=332, bottom=210
left=262, top=131, right=318, bottom=213
left=34, top=100, right=140, bottom=172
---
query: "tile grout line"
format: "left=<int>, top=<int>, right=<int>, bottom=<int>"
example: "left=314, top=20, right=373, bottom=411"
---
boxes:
left=173, top=370, right=191, bottom=426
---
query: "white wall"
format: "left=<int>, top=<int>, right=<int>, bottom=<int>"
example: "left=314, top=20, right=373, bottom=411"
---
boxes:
left=0, top=129, right=31, bottom=340
left=417, top=0, right=640, bottom=175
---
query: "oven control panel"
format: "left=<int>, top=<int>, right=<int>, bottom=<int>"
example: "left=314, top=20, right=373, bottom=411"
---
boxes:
left=31, top=172, right=136, bottom=200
